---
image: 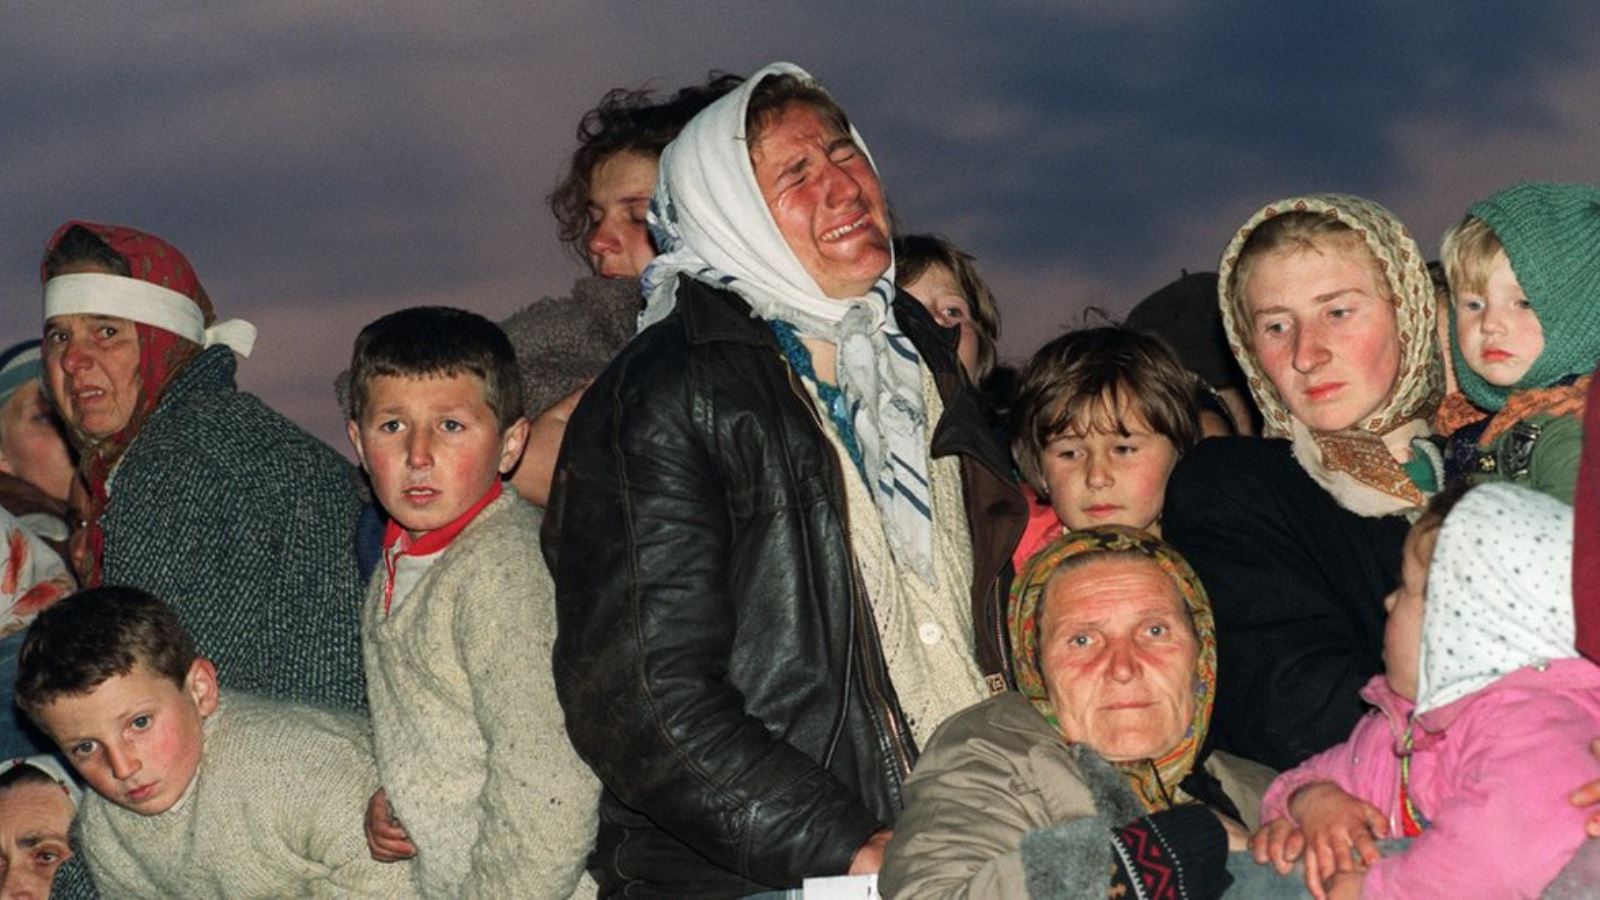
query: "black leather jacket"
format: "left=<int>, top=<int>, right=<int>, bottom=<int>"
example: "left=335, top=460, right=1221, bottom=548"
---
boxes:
left=543, top=278, right=1025, bottom=897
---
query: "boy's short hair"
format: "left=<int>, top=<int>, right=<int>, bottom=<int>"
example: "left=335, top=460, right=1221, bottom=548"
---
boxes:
left=347, top=306, right=524, bottom=430
left=895, top=233, right=1003, bottom=380
left=1011, top=326, right=1204, bottom=495
left=14, top=587, right=198, bottom=718
left=1439, top=214, right=1504, bottom=299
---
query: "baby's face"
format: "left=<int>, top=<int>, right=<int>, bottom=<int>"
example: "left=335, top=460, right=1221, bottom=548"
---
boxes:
left=1454, top=251, right=1544, bottom=387
left=1382, top=522, right=1439, bottom=700
left=37, top=661, right=217, bottom=816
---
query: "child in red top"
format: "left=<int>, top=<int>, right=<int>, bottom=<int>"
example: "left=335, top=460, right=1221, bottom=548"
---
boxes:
left=1008, top=325, right=1206, bottom=573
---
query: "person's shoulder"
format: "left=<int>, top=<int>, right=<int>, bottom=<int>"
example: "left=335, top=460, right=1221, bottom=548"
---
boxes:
left=214, top=693, right=373, bottom=774
left=1181, top=435, right=1295, bottom=470
left=444, top=491, right=542, bottom=559
left=432, top=492, right=549, bottom=597
left=1167, top=435, right=1302, bottom=501
left=219, top=692, right=369, bottom=743
left=144, top=377, right=350, bottom=473
left=501, top=276, right=640, bottom=417
left=918, top=693, right=1058, bottom=764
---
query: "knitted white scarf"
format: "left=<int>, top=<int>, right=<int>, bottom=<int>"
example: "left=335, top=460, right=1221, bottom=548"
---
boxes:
left=639, top=61, right=935, bottom=583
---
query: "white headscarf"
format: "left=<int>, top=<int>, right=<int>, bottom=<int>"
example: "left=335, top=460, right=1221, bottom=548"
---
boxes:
left=0, top=754, right=83, bottom=809
left=639, top=61, right=935, bottom=583
left=1414, top=482, right=1576, bottom=718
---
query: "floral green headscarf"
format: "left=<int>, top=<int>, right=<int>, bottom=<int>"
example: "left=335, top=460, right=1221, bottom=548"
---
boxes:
left=1008, top=526, right=1217, bottom=812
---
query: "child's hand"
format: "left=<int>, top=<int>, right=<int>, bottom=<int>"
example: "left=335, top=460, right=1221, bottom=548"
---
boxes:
left=1250, top=816, right=1305, bottom=874
left=1213, top=810, right=1250, bottom=851
left=1319, top=870, right=1364, bottom=900
left=364, top=787, right=417, bottom=862
left=1287, top=782, right=1387, bottom=892
left=1571, top=737, right=1600, bottom=838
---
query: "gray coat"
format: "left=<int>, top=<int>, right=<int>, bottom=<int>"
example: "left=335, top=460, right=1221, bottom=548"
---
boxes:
left=879, top=692, right=1274, bottom=899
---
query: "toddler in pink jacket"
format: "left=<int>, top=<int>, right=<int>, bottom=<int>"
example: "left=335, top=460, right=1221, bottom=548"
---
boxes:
left=1251, top=481, right=1600, bottom=899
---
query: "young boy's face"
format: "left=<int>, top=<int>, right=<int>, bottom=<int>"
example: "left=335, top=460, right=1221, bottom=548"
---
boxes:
left=1038, top=401, right=1179, bottom=536
left=348, top=372, right=529, bottom=538
left=36, top=660, right=218, bottom=816
left=1382, top=522, right=1439, bottom=701
left=1454, top=251, right=1544, bottom=388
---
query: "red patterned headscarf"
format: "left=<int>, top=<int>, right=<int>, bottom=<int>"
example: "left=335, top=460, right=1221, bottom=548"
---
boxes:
left=38, top=221, right=246, bottom=586
left=1007, top=525, right=1218, bottom=812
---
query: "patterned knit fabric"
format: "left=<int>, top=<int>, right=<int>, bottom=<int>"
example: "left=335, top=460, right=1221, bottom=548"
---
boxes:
left=77, top=694, right=413, bottom=899
left=363, top=491, right=599, bottom=899
left=103, top=346, right=366, bottom=711
left=1107, top=805, right=1231, bottom=900
left=1461, top=181, right=1600, bottom=410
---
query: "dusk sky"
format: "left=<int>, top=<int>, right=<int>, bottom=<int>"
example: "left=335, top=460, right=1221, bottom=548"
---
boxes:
left=5, top=3, right=1598, bottom=451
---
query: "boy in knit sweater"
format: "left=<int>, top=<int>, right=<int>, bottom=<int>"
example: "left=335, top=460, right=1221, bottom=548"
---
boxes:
left=14, top=586, right=410, bottom=898
left=345, top=306, right=599, bottom=898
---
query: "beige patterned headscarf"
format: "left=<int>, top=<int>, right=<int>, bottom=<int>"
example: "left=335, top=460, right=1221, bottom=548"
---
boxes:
left=1217, top=194, right=1443, bottom=516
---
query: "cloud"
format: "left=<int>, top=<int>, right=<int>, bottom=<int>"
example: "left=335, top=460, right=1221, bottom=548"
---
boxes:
left=5, top=3, right=1599, bottom=449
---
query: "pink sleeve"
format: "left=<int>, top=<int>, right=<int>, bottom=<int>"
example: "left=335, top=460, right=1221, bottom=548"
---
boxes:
left=1259, top=712, right=1398, bottom=824
left=1360, top=695, right=1598, bottom=899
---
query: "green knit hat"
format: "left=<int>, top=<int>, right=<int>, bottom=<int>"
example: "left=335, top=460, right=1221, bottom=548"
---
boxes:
left=1457, top=181, right=1600, bottom=410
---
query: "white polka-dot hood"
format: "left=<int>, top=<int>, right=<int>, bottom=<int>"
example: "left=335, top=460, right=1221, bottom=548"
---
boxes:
left=1414, top=482, right=1576, bottom=719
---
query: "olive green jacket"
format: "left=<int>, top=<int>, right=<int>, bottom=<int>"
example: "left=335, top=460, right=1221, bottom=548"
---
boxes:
left=1475, top=411, right=1583, bottom=505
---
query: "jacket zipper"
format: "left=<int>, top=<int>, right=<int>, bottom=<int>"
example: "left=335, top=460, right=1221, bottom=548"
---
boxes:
left=783, top=367, right=915, bottom=783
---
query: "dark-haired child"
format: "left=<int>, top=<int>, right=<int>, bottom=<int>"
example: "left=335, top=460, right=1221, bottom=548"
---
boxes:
left=15, top=587, right=409, bottom=898
left=1008, top=326, right=1205, bottom=572
left=346, top=306, right=598, bottom=897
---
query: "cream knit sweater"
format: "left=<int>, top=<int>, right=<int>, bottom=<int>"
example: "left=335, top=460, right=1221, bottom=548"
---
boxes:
left=363, top=490, right=599, bottom=899
left=804, top=365, right=990, bottom=749
left=76, top=693, right=413, bottom=898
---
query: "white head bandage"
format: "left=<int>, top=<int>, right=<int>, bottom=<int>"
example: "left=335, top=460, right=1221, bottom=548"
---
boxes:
left=43, top=273, right=256, bottom=358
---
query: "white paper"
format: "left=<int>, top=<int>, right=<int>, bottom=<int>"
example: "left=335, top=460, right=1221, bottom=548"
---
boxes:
left=802, top=873, right=880, bottom=899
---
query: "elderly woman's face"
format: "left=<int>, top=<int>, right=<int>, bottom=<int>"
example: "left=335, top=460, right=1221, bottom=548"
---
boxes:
left=1039, top=557, right=1198, bottom=762
left=751, top=102, right=891, bottom=300
left=43, top=311, right=143, bottom=440
left=0, top=781, right=75, bottom=897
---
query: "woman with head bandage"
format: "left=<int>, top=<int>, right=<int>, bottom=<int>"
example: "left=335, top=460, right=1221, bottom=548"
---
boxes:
left=37, top=221, right=369, bottom=713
